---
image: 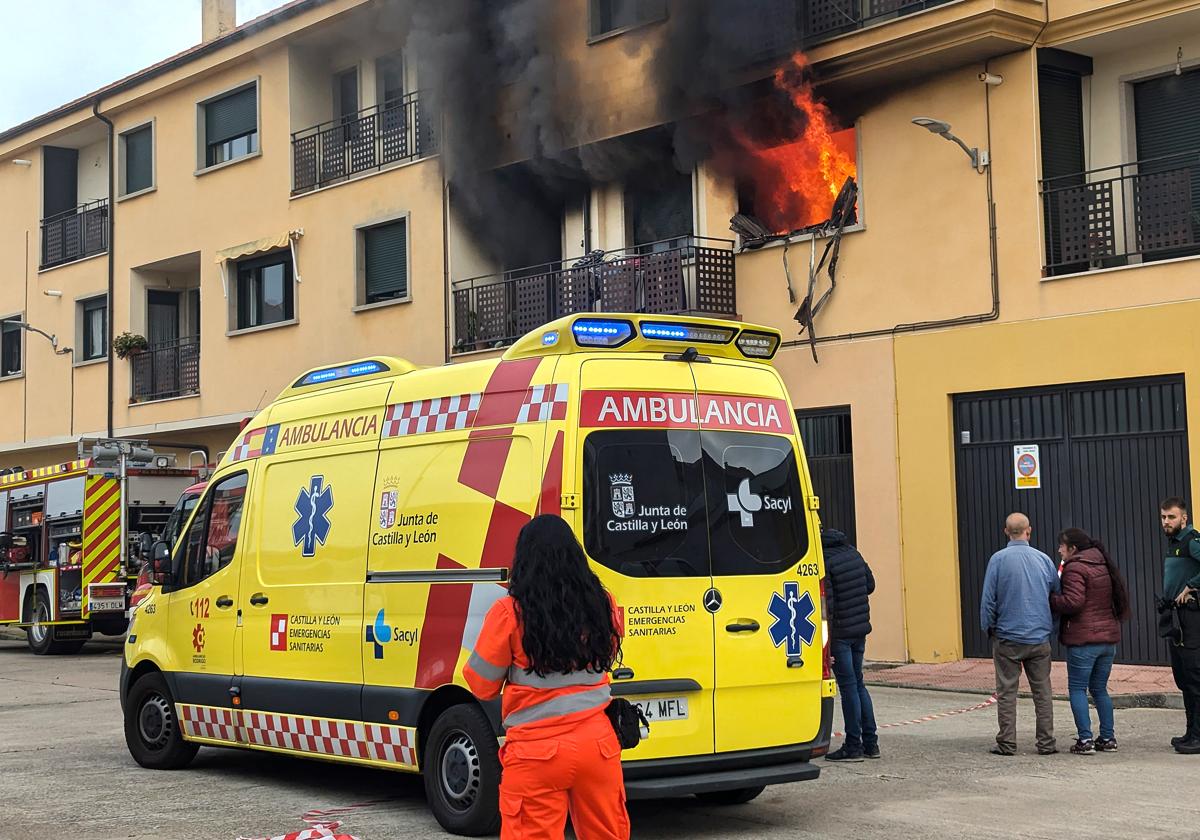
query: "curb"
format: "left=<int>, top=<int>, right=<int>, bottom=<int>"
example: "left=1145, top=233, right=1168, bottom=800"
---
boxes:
left=0, top=627, right=26, bottom=642
left=864, top=678, right=1184, bottom=710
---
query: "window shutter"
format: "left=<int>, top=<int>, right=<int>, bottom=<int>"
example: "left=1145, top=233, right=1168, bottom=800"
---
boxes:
left=1037, top=68, right=1084, bottom=181
left=124, top=127, right=153, bottom=194
left=1135, top=69, right=1200, bottom=163
left=205, top=87, right=258, bottom=145
left=365, top=221, right=408, bottom=301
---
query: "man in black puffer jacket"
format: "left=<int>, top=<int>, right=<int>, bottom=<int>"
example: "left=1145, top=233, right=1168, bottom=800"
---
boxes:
left=823, top=528, right=879, bottom=762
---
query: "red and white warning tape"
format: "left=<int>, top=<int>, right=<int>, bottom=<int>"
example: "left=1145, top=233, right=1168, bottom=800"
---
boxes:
left=237, top=800, right=392, bottom=840
left=834, top=693, right=998, bottom=739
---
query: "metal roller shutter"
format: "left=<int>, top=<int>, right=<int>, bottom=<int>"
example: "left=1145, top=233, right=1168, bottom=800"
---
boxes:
left=364, top=220, right=409, bottom=302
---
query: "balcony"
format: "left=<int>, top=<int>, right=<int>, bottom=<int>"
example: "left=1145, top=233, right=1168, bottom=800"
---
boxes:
left=40, top=199, right=108, bottom=270
left=291, top=91, right=437, bottom=195
left=1041, top=150, right=1200, bottom=275
left=451, top=237, right=737, bottom=353
left=801, top=0, right=958, bottom=44
left=130, top=336, right=200, bottom=403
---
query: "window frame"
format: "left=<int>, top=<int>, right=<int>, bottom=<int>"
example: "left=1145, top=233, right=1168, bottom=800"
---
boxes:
left=76, top=294, right=108, bottom=364
left=172, top=470, right=249, bottom=591
left=587, top=0, right=668, bottom=43
left=196, top=79, right=261, bottom=175
left=231, top=250, right=296, bottom=334
left=354, top=213, right=413, bottom=311
left=0, top=314, right=24, bottom=380
left=117, top=120, right=156, bottom=200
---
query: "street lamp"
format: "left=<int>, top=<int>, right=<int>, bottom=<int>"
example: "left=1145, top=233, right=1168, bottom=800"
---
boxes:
left=14, top=321, right=72, bottom=356
left=911, top=117, right=989, bottom=173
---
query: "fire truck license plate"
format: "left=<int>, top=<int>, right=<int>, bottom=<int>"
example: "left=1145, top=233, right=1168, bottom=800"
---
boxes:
left=632, top=696, right=689, bottom=722
left=89, top=596, right=124, bottom=612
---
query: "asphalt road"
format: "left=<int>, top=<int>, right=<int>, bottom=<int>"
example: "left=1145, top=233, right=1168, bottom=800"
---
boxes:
left=1, top=637, right=1198, bottom=840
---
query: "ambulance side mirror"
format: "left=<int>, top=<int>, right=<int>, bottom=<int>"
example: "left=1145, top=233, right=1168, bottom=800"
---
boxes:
left=151, top=541, right=172, bottom=586
left=0, top=532, right=11, bottom=551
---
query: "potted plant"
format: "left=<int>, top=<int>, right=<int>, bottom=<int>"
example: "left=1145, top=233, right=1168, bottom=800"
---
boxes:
left=113, top=332, right=148, bottom=360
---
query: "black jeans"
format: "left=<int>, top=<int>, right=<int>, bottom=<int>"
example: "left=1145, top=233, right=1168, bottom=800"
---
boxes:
left=1170, top=643, right=1200, bottom=738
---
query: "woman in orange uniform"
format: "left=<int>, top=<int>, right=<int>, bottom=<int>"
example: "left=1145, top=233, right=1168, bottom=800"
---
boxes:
left=464, top=514, right=628, bottom=840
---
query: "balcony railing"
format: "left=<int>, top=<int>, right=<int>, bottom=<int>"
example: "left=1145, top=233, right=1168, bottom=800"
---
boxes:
left=1041, top=149, right=1200, bottom=275
left=291, top=91, right=437, bottom=194
left=40, top=199, right=108, bottom=270
left=800, top=0, right=959, bottom=43
left=130, top=336, right=200, bottom=403
left=451, top=237, right=737, bottom=353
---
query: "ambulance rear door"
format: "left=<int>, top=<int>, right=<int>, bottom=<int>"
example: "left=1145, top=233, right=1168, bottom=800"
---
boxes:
left=692, top=361, right=824, bottom=753
left=573, top=357, right=715, bottom=760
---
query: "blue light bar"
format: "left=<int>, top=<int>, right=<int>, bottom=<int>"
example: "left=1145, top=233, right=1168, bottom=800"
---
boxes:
left=571, top=319, right=634, bottom=348
left=297, top=360, right=388, bottom=387
left=640, top=322, right=736, bottom=344
left=542, top=330, right=560, bottom=347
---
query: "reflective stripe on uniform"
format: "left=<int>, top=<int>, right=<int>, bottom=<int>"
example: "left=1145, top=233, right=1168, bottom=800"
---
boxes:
left=467, top=651, right=507, bottom=681
left=506, top=666, right=608, bottom=689
left=503, top=684, right=612, bottom=728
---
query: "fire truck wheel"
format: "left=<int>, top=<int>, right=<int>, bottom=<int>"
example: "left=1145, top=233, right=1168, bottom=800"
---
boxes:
left=124, top=672, right=198, bottom=770
left=694, top=785, right=766, bottom=805
left=25, top=590, right=87, bottom=656
left=423, top=703, right=501, bottom=837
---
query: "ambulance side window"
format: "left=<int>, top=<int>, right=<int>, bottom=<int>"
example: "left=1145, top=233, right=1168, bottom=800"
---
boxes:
left=583, top=430, right=709, bottom=578
left=180, top=473, right=248, bottom=587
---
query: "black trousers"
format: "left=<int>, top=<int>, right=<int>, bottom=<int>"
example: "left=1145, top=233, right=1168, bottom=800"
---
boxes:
left=1170, top=643, right=1200, bottom=738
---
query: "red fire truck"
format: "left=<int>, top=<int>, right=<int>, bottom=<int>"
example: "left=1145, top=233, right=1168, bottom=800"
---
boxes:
left=0, top=440, right=205, bottom=654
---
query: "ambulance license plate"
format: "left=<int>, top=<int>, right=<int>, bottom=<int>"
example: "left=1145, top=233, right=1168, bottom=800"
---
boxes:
left=632, top=696, right=689, bottom=723
left=89, top=596, right=124, bottom=612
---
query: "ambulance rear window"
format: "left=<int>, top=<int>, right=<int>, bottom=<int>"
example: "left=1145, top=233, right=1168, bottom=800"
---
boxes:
left=583, top=430, right=709, bottom=578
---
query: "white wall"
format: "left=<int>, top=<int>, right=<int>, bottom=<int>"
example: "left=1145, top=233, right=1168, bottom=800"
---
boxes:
left=76, top=138, right=109, bottom=204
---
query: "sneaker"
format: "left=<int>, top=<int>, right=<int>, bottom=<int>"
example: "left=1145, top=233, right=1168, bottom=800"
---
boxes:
left=1175, top=736, right=1200, bottom=755
left=1070, top=739, right=1095, bottom=755
left=1094, top=738, right=1118, bottom=752
left=825, top=745, right=865, bottom=762
left=864, top=744, right=880, bottom=759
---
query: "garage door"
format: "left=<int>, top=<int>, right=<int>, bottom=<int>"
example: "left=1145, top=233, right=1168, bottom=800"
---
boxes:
left=955, top=376, right=1189, bottom=665
left=797, top=406, right=857, bottom=545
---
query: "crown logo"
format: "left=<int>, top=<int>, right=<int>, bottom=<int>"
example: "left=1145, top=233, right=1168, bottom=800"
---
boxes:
left=609, top=473, right=633, bottom=486
left=381, top=475, right=404, bottom=490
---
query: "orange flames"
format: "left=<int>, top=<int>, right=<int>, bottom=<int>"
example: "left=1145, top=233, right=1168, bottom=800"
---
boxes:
left=728, top=55, right=857, bottom=234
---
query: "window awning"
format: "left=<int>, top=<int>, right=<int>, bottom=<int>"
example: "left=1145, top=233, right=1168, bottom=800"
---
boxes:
left=214, top=229, right=304, bottom=298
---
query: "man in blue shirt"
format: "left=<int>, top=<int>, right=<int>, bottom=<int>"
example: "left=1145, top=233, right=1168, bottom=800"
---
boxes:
left=980, top=512, right=1061, bottom=756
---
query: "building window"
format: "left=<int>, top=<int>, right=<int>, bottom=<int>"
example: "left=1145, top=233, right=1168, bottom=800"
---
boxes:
left=589, top=0, right=666, bottom=39
left=236, top=252, right=294, bottom=330
left=79, top=297, right=107, bottom=361
left=625, top=167, right=693, bottom=251
left=360, top=219, right=409, bottom=305
left=376, top=52, right=405, bottom=106
left=120, top=124, right=154, bottom=195
left=202, top=84, right=259, bottom=168
left=1, top=317, right=22, bottom=377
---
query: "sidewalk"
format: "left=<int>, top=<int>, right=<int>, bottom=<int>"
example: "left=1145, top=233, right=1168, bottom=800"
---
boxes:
left=865, top=658, right=1183, bottom=709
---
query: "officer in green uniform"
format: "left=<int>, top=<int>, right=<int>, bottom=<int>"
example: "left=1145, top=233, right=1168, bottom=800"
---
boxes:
left=1159, top=497, right=1200, bottom=754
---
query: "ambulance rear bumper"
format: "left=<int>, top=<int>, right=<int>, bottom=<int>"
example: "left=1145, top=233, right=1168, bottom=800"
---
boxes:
left=623, top=696, right=833, bottom=799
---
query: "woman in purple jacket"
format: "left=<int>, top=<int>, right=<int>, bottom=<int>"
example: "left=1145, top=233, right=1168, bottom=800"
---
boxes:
left=1050, top=528, right=1131, bottom=754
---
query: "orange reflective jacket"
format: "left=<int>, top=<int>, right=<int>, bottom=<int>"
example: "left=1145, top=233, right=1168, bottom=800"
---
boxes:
left=464, top=595, right=621, bottom=738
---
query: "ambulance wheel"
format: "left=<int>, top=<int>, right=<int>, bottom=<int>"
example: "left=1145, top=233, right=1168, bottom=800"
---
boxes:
left=124, top=672, right=198, bottom=770
left=423, top=703, right=501, bottom=836
left=695, top=786, right=766, bottom=805
left=25, top=590, right=86, bottom=656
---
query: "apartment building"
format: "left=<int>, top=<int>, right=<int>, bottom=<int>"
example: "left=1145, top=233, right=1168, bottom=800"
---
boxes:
left=1, top=0, right=1197, bottom=665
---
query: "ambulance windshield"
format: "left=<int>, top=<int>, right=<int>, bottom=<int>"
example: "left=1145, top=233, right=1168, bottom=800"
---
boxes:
left=584, top=430, right=808, bottom=577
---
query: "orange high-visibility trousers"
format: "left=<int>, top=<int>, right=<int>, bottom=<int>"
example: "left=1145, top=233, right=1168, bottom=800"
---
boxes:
left=498, top=711, right=629, bottom=840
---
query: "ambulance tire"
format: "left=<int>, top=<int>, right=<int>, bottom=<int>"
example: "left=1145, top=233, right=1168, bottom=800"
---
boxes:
left=423, top=703, right=502, bottom=837
left=694, top=786, right=766, bottom=805
left=25, top=590, right=87, bottom=656
left=124, top=672, right=198, bottom=770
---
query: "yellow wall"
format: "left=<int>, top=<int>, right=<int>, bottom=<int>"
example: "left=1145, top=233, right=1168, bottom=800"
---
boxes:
left=894, top=302, right=1200, bottom=662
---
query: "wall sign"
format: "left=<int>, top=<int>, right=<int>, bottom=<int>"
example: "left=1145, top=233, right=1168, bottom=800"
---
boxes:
left=1013, top=445, right=1041, bottom=490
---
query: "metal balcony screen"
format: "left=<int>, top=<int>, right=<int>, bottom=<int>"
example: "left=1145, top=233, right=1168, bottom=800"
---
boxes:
left=206, top=87, right=257, bottom=145
left=801, top=0, right=956, bottom=41
left=131, top=336, right=200, bottom=403
left=40, top=199, right=108, bottom=269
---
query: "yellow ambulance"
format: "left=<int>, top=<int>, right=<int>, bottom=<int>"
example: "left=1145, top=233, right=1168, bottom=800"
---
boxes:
left=120, top=313, right=836, bottom=835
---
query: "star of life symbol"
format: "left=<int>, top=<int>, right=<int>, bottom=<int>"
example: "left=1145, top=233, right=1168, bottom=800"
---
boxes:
left=293, top=475, right=334, bottom=557
left=610, top=473, right=635, bottom=519
left=727, top=478, right=763, bottom=527
left=768, top=581, right=816, bottom=657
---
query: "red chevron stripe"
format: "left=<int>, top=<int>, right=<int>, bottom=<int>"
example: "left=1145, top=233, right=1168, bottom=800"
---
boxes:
left=83, top=526, right=121, bottom=578
left=85, top=483, right=119, bottom=519
left=91, top=557, right=121, bottom=583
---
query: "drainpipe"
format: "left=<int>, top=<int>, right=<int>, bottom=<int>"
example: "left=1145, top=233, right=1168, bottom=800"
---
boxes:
left=92, top=97, right=115, bottom=438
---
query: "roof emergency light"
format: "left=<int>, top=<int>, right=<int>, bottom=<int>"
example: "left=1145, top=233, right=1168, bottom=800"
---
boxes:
left=297, top=360, right=387, bottom=387
left=641, top=322, right=736, bottom=344
left=571, top=319, right=634, bottom=348
left=735, top=330, right=781, bottom=359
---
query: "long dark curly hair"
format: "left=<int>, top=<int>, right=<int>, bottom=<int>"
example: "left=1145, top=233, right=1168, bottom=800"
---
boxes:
left=1058, top=527, right=1131, bottom=621
left=508, top=515, right=621, bottom=677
